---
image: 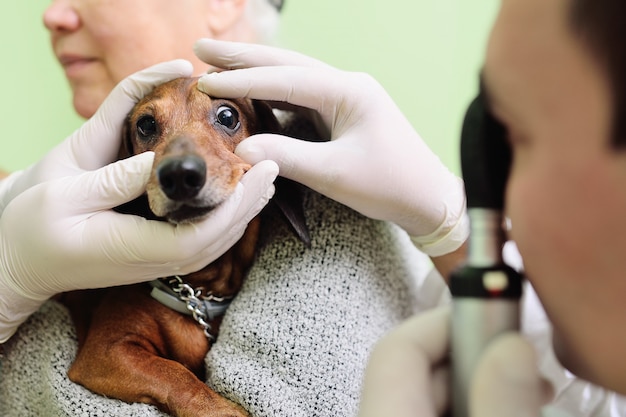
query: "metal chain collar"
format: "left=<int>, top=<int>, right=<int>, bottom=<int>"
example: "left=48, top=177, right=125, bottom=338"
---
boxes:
left=164, top=275, right=229, bottom=341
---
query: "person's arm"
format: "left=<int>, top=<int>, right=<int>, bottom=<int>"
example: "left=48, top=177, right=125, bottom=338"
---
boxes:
left=193, top=39, right=468, bottom=260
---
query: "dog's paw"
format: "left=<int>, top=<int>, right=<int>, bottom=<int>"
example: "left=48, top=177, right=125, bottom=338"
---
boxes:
left=213, top=402, right=250, bottom=417
left=172, top=390, right=250, bottom=417
left=206, top=396, right=250, bottom=417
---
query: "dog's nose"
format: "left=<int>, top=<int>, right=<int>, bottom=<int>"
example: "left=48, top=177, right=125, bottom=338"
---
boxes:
left=157, top=155, right=207, bottom=201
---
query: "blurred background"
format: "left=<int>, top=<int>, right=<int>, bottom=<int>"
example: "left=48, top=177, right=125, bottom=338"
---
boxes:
left=1, top=1, right=498, bottom=174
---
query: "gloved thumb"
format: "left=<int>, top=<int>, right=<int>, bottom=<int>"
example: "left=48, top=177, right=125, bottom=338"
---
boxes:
left=470, top=333, right=554, bottom=417
left=236, top=134, right=333, bottom=187
left=60, top=152, right=155, bottom=213
left=216, top=159, right=279, bottom=230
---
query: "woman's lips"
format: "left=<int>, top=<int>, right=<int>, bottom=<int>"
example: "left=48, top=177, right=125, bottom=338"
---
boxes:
left=58, top=54, right=97, bottom=78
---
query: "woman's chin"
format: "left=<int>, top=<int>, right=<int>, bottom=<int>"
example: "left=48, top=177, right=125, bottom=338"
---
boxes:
left=72, top=84, right=113, bottom=119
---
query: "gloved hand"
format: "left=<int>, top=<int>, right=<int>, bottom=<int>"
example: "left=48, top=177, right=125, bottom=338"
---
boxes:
left=471, top=333, right=556, bottom=417
left=0, top=60, right=280, bottom=342
left=193, top=39, right=468, bottom=257
left=0, top=59, right=193, bottom=216
left=357, top=305, right=555, bottom=417
left=0, top=155, right=278, bottom=342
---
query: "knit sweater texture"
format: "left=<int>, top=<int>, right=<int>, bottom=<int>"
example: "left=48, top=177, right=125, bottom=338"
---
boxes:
left=0, top=191, right=440, bottom=417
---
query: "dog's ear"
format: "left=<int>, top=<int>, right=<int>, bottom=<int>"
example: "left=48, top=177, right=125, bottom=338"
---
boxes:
left=251, top=99, right=281, bottom=134
left=273, top=177, right=311, bottom=247
left=113, top=112, right=159, bottom=220
left=118, top=114, right=134, bottom=160
left=249, top=100, right=311, bottom=247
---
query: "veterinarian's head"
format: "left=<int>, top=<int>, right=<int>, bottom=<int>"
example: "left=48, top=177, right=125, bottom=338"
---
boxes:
left=482, top=0, right=626, bottom=392
left=43, top=0, right=283, bottom=118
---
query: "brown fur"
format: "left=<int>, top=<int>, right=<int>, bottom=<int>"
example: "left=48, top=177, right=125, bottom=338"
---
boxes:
left=58, top=77, right=285, bottom=417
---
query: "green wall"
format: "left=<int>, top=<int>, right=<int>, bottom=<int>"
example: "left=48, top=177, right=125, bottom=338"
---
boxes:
left=1, top=1, right=498, bottom=174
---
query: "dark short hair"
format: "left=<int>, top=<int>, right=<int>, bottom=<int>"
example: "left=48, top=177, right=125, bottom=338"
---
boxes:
left=570, top=0, right=626, bottom=147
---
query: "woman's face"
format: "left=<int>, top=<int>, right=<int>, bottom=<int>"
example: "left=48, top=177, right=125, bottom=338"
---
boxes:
left=43, top=0, right=246, bottom=118
left=484, top=0, right=626, bottom=393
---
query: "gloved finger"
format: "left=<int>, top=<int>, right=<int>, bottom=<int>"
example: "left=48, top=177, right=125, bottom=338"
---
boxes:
left=227, top=159, right=279, bottom=224
left=197, top=66, right=364, bottom=122
left=470, top=333, right=554, bottom=417
left=358, top=306, right=451, bottom=417
left=180, top=160, right=279, bottom=263
left=60, top=152, right=155, bottom=214
left=64, top=59, right=194, bottom=171
left=235, top=134, right=340, bottom=189
left=193, top=38, right=330, bottom=70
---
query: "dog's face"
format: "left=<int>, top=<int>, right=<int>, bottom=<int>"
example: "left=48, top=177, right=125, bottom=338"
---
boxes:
left=122, top=77, right=278, bottom=224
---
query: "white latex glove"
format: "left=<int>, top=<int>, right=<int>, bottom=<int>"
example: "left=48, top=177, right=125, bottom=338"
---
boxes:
left=0, top=156, right=278, bottom=342
left=471, top=333, right=558, bottom=417
left=358, top=306, right=450, bottom=417
left=0, top=59, right=193, bottom=215
left=357, top=305, right=556, bottom=417
left=193, top=39, right=468, bottom=257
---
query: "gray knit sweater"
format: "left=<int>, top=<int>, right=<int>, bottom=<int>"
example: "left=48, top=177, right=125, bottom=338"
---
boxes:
left=0, top=190, right=443, bottom=417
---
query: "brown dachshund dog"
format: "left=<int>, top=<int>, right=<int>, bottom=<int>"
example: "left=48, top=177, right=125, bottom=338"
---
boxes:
left=58, top=77, right=309, bottom=417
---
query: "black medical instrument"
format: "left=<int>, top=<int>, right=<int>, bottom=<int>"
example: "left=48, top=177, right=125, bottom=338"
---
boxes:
left=449, top=92, right=524, bottom=417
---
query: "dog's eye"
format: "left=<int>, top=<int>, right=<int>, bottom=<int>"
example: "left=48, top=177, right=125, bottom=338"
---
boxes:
left=136, top=115, right=158, bottom=139
left=216, top=106, right=240, bottom=130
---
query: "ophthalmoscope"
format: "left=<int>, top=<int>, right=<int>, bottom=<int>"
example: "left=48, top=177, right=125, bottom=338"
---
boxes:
left=449, top=91, right=524, bottom=417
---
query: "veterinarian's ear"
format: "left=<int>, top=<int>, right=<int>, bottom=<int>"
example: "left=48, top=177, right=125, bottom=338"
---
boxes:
left=206, top=0, right=247, bottom=37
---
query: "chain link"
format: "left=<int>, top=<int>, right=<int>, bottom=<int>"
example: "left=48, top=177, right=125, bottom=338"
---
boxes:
left=165, top=276, right=221, bottom=341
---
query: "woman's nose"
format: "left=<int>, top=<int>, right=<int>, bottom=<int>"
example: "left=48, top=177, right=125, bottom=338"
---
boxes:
left=43, top=0, right=80, bottom=33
